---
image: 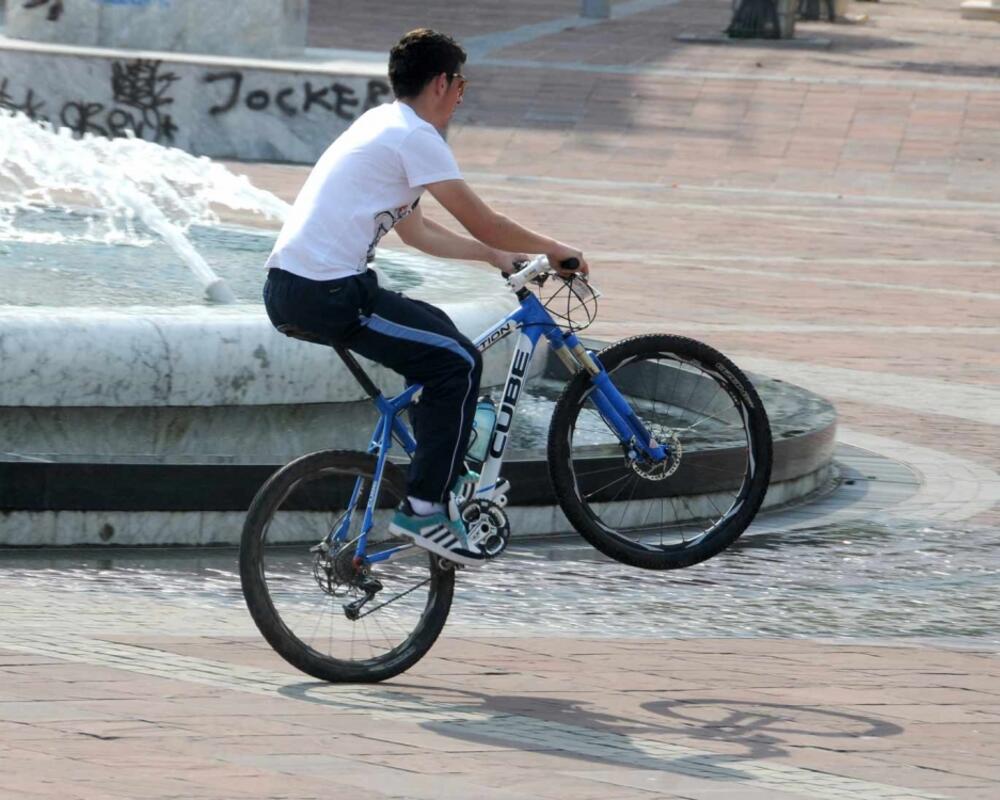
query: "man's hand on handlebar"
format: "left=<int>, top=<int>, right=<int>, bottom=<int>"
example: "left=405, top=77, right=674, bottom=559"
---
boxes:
left=488, top=249, right=531, bottom=275
left=547, top=243, right=590, bottom=279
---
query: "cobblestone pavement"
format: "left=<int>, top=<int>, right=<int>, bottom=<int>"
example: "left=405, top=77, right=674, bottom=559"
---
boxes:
left=4, top=1, right=999, bottom=798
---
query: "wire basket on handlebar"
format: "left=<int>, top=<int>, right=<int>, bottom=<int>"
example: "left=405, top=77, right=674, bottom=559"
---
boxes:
left=538, top=273, right=600, bottom=332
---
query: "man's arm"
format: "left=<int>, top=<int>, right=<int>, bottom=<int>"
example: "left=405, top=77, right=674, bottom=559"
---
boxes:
left=394, top=203, right=520, bottom=271
left=425, top=179, right=589, bottom=276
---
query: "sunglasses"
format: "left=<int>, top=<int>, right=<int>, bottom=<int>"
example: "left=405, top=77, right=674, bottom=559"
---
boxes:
left=448, top=72, right=469, bottom=97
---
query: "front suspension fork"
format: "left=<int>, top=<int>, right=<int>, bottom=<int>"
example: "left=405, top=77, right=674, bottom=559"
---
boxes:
left=553, top=335, right=668, bottom=463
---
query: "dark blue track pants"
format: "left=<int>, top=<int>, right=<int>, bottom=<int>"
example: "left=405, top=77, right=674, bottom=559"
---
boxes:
left=263, top=268, right=483, bottom=503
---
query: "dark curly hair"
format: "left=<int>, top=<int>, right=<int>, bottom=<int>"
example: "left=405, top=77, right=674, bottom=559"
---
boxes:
left=388, top=29, right=467, bottom=99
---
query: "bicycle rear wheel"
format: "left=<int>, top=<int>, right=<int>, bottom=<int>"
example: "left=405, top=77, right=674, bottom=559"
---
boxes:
left=240, top=450, right=454, bottom=683
left=548, top=334, right=772, bottom=570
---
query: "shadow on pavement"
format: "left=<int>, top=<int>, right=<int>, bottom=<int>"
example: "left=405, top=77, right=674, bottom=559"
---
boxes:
left=641, top=697, right=903, bottom=760
left=278, top=681, right=904, bottom=779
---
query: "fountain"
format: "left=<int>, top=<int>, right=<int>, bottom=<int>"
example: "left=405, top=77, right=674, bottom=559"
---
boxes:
left=0, top=111, right=276, bottom=302
left=0, top=110, right=524, bottom=545
left=0, top=2, right=530, bottom=544
left=0, top=7, right=837, bottom=546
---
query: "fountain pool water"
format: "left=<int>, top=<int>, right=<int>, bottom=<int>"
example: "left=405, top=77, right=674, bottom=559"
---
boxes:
left=0, top=206, right=511, bottom=308
left=1, top=111, right=293, bottom=302
left=0, top=111, right=505, bottom=307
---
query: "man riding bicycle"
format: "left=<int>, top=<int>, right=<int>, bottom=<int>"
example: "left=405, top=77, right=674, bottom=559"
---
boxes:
left=263, top=28, right=589, bottom=566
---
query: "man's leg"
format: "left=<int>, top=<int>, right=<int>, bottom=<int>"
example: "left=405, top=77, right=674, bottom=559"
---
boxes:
left=348, top=287, right=483, bottom=504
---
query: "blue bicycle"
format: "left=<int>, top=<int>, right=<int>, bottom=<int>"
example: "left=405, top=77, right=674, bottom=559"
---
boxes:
left=240, top=257, right=773, bottom=682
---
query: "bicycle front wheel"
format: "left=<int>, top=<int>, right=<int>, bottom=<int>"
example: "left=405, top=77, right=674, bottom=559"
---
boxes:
left=240, top=450, right=454, bottom=683
left=548, top=334, right=772, bottom=570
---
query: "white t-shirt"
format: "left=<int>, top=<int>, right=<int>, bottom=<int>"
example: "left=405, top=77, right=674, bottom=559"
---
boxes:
left=266, top=101, right=462, bottom=281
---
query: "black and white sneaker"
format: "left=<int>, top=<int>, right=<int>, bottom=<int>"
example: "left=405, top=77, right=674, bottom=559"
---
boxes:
left=388, top=500, right=488, bottom=567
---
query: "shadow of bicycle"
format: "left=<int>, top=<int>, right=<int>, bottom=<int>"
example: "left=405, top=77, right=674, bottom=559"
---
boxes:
left=278, top=682, right=903, bottom=781
left=640, top=697, right=903, bottom=759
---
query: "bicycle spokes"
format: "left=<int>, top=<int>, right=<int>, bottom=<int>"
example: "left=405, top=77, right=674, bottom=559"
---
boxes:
left=241, top=453, right=454, bottom=681
left=574, top=367, right=750, bottom=543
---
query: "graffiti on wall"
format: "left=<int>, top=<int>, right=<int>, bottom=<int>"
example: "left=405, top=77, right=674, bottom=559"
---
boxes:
left=0, top=79, right=47, bottom=119
left=203, top=72, right=391, bottom=121
left=22, top=0, right=172, bottom=22
left=22, top=0, right=64, bottom=22
left=110, top=59, right=179, bottom=139
left=0, top=59, right=178, bottom=140
left=0, top=59, right=392, bottom=147
left=60, top=60, right=180, bottom=141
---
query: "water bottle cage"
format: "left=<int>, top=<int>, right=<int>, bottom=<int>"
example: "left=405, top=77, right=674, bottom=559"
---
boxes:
left=466, top=397, right=498, bottom=465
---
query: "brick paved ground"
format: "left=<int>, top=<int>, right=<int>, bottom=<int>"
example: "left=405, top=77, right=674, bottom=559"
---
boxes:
left=4, top=629, right=999, bottom=799
left=4, top=1, right=999, bottom=798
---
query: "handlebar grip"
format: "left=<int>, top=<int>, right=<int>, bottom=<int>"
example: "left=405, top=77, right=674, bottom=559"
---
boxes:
left=560, top=257, right=581, bottom=271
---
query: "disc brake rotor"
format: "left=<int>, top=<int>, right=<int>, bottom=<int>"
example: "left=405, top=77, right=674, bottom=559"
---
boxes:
left=630, top=428, right=682, bottom=480
left=312, top=543, right=360, bottom=596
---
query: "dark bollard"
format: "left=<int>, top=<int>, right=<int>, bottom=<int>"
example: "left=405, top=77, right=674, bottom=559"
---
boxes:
left=798, top=0, right=836, bottom=21
left=727, top=0, right=796, bottom=38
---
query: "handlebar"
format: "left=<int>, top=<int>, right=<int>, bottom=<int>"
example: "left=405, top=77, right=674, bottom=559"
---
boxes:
left=507, top=256, right=583, bottom=292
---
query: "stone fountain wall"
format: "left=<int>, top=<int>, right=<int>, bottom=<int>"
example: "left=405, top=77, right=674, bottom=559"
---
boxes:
left=0, top=0, right=389, bottom=163
left=0, top=299, right=523, bottom=465
left=5, top=0, right=308, bottom=58
left=0, top=41, right=391, bottom=162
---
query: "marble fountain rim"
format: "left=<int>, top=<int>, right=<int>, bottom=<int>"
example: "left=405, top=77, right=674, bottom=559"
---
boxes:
left=0, top=296, right=520, bottom=407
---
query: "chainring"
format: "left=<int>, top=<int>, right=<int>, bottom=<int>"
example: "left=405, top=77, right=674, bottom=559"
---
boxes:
left=460, top=498, right=511, bottom=559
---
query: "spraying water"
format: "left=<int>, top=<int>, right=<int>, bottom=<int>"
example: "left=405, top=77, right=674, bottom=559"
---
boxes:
left=0, top=111, right=291, bottom=304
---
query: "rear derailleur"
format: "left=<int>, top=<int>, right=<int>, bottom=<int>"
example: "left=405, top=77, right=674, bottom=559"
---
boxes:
left=310, top=541, right=383, bottom=620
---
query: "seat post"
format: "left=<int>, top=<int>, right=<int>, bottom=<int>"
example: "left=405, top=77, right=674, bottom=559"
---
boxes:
left=334, top=346, right=382, bottom=398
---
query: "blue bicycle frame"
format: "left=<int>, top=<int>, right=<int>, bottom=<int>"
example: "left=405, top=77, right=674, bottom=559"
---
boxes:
left=337, top=288, right=669, bottom=565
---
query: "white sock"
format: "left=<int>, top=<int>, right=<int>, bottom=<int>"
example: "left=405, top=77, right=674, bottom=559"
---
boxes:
left=408, top=496, right=445, bottom=516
